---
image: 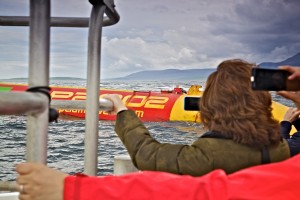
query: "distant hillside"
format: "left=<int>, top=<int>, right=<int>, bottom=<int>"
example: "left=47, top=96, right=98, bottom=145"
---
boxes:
left=259, top=52, right=300, bottom=68
left=0, top=77, right=85, bottom=81
left=110, top=52, right=300, bottom=80
left=3, top=52, right=299, bottom=81
left=108, top=68, right=216, bottom=81
left=50, top=77, right=85, bottom=80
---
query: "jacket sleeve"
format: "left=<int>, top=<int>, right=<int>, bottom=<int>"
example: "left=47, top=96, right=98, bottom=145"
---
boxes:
left=64, top=170, right=228, bottom=200
left=292, top=118, right=300, bottom=131
left=114, top=110, right=212, bottom=176
left=63, top=155, right=300, bottom=200
left=287, top=131, right=300, bottom=156
left=280, top=121, right=292, bottom=139
left=228, top=154, right=300, bottom=200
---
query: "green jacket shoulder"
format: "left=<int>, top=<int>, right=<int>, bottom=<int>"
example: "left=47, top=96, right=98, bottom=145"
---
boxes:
left=115, top=110, right=290, bottom=176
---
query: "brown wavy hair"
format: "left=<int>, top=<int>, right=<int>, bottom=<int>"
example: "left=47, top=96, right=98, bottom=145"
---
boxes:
left=200, top=59, right=281, bottom=148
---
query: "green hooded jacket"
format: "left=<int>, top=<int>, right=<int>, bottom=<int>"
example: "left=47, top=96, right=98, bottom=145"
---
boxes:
left=115, top=110, right=290, bottom=176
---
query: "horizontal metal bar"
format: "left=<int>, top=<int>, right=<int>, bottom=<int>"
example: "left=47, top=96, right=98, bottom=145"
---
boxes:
left=51, top=98, right=113, bottom=111
left=0, top=181, right=17, bottom=192
left=0, top=15, right=119, bottom=27
left=0, top=92, right=48, bottom=115
left=0, top=16, right=89, bottom=27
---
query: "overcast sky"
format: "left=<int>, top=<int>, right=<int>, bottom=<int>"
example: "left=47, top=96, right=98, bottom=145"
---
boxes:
left=0, top=0, right=299, bottom=79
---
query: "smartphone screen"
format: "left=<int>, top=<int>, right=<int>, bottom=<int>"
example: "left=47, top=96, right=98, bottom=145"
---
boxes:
left=251, top=68, right=289, bottom=91
left=184, top=96, right=200, bottom=111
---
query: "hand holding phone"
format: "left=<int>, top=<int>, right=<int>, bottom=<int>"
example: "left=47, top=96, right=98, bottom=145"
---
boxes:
left=251, top=68, right=300, bottom=91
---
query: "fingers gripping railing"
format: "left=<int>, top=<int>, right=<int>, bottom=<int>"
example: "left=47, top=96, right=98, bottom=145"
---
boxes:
left=0, top=0, right=119, bottom=192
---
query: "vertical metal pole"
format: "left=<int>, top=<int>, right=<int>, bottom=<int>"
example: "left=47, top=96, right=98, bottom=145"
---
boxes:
left=84, top=4, right=106, bottom=175
left=26, top=0, right=50, bottom=163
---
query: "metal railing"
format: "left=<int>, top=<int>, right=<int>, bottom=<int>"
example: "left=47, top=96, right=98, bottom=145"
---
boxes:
left=0, top=0, right=119, bottom=192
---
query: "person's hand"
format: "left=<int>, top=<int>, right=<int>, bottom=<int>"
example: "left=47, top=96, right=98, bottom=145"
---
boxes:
left=278, top=66, right=300, bottom=80
left=277, top=91, right=300, bottom=109
left=16, top=163, right=68, bottom=200
left=283, top=107, right=300, bottom=122
left=102, top=94, right=128, bottom=114
left=277, top=66, right=300, bottom=109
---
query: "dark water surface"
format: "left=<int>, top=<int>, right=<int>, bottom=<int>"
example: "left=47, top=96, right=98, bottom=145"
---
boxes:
left=0, top=79, right=294, bottom=181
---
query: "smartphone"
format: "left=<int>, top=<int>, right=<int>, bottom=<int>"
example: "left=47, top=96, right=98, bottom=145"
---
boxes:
left=184, top=96, right=201, bottom=111
left=251, top=68, right=300, bottom=91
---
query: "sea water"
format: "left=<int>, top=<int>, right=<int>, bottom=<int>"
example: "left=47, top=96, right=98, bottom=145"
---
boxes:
left=0, top=79, right=294, bottom=181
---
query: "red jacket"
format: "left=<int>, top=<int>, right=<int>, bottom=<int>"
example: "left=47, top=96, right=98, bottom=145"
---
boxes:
left=64, top=154, right=300, bottom=200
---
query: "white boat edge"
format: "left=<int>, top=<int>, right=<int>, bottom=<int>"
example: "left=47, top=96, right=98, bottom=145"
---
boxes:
left=0, top=192, right=18, bottom=200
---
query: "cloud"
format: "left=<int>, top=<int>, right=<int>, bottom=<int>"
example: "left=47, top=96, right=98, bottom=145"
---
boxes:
left=0, top=0, right=299, bottom=79
left=208, top=0, right=300, bottom=60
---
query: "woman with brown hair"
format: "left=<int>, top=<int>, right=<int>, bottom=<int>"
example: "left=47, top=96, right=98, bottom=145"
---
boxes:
left=200, top=59, right=282, bottom=149
left=99, top=59, right=290, bottom=176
